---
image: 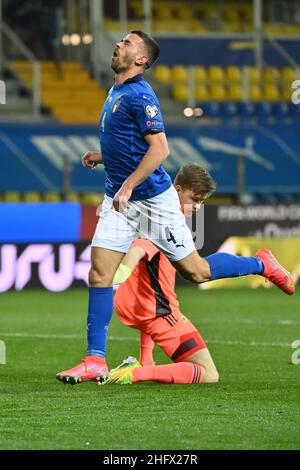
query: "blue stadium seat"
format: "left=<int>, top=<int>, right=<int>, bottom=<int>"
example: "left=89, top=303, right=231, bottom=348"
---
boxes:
left=239, top=102, right=256, bottom=117
left=201, top=102, right=220, bottom=117
left=219, top=102, right=239, bottom=117
left=255, top=101, right=272, bottom=117
left=272, top=101, right=291, bottom=118
left=290, top=103, right=300, bottom=118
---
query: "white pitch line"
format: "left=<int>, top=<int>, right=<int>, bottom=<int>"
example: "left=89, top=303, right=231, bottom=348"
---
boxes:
left=0, top=332, right=293, bottom=348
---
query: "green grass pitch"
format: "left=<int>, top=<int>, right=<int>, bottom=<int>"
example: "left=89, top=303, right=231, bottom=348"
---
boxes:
left=0, top=286, right=299, bottom=450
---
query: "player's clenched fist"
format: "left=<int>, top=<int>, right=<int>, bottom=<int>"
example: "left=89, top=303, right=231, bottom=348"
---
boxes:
left=81, top=151, right=103, bottom=170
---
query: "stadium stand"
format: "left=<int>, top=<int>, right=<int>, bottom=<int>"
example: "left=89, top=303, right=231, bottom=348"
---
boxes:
left=10, top=61, right=106, bottom=124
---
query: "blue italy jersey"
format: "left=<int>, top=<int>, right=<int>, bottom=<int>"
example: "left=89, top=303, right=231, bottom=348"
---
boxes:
left=99, top=73, right=172, bottom=201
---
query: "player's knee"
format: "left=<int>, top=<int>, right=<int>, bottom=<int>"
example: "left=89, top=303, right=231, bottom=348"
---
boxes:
left=89, top=266, right=111, bottom=287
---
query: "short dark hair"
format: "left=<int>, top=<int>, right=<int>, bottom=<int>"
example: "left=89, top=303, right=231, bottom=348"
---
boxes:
left=174, top=163, right=216, bottom=199
left=130, top=30, right=160, bottom=69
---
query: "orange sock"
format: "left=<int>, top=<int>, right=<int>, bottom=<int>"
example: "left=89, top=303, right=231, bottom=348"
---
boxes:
left=133, top=362, right=203, bottom=384
left=139, top=332, right=155, bottom=366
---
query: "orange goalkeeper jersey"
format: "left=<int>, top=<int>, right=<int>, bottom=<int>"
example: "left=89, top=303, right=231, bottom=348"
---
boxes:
left=114, top=239, right=180, bottom=325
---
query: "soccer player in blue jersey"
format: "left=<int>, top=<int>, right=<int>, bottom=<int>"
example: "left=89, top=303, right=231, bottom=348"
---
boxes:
left=56, top=31, right=294, bottom=385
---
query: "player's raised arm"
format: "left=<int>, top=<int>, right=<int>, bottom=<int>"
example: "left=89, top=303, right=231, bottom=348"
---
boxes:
left=81, top=151, right=103, bottom=170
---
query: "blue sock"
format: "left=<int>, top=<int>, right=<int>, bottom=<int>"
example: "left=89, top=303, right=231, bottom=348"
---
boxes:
left=86, top=286, right=114, bottom=358
left=205, top=253, right=264, bottom=280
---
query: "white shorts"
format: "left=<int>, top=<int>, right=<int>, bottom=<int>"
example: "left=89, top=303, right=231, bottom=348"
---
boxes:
left=91, top=185, right=195, bottom=261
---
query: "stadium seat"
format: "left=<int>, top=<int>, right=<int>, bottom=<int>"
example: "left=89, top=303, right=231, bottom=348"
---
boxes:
left=281, top=67, right=298, bottom=83
left=81, top=193, right=103, bottom=205
left=65, top=192, right=81, bottom=202
left=3, top=192, right=21, bottom=202
left=23, top=192, right=41, bottom=202
left=263, top=67, right=280, bottom=83
left=152, top=5, right=173, bottom=20
left=207, top=66, right=225, bottom=83
left=210, top=84, right=227, bottom=101
left=226, top=66, right=242, bottom=83
left=263, top=84, right=280, bottom=101
left=171, top=65, right=188, bottom=82
left=228, top=85, right=243, bottom=101
left=153, top=65, right=171, bottom=83
left=255, top=101, right=272, bottom=117
left=44, top=192, right=61, bottom=202
left=202, top=102, right=220, bottom=117
left=172, top=84, right=188, bottom=102
left=290, top=103, right=300, bottom=117
left=224, top=6, right=240, bottom=22
left=10, top=60, right=106, bottom=124
left=272, top=101, right=290, bottom=117
left=219, top=102, right=239, bottom=117
left=281, top=85, right=292, bottom=101
left=173, top=4, right=193, bottom=20
left=249, top=85, right=262, bottom=101
left=194, top=66, right=207, bottom=83
left=195, top=85, right=209, bottom=101
left=247, top=67, right=261, bottom=84
left=239, top=102, right=256, bottom=117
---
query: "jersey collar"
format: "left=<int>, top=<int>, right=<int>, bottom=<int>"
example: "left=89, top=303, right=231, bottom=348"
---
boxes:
left=114, top=73, right=145, bottom=88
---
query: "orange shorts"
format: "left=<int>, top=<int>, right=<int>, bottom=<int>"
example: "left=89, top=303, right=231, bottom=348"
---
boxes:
left=116, top=307, right=206, bottom=363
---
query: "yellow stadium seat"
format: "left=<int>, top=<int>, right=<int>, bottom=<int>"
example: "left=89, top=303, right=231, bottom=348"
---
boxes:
left=3, top=192, right=21, bottom=202
left=23, top=192, right=41, bottom=202
left=228, top=85, right=243, bottom=101
left=210, top=84, right=227, bottom=101
left=249, top=85, right=262, bottom=101
left=281, top=85, right=292, bottom=101
left=153, top=65, right=171, bottom=83
left=65, top=192, right=81, bottom=202
left=263, top=67, right=280, bottom=83
left=173, top=4, right=193, bottom=20
left=195, top=85, right=209, bottom=101
left=224, top=7, right=240, bottom=22
left=44, top=192, right=61, bottom=202
left=171, top=66, right=188, bottom=82
left=10, top=60, right=106, bottom=125
left=208, top=66, right=225, bottom=83
left=226, top=66, right=242, bottom=83
left=81, top=193, right=103, bottom=206
left=247, top=67, right=261, bottom=84
left=240, top=5, right=253, bottom=22
left=172, top=84, right=188, bottom=102
left=194, top=66, right=207, bottom=83
left=281, top=67, right=297, bottom=83
left=153, top=5, right=173, bottom=20
left=263, top=84, right=280, bottom=101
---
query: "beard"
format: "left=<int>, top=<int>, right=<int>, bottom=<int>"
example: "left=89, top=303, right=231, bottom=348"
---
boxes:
left=111, top=52, right=136, bottom=73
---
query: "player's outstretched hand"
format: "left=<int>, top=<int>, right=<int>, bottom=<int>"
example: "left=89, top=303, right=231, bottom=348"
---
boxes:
left=81, top=151, right=102, bottom=170
left=112, top=184, right=133, bottom=212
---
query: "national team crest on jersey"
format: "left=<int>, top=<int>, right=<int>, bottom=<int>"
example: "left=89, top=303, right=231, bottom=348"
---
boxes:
left=145, top=104, right=159, bottom=119
left=113, top=97, right=122, bottom=113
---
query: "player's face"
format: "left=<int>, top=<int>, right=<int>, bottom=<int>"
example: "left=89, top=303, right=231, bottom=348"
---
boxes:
left=111, top=34, right=146, bottom=73
left=176, top=186, right=203, bottom=217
